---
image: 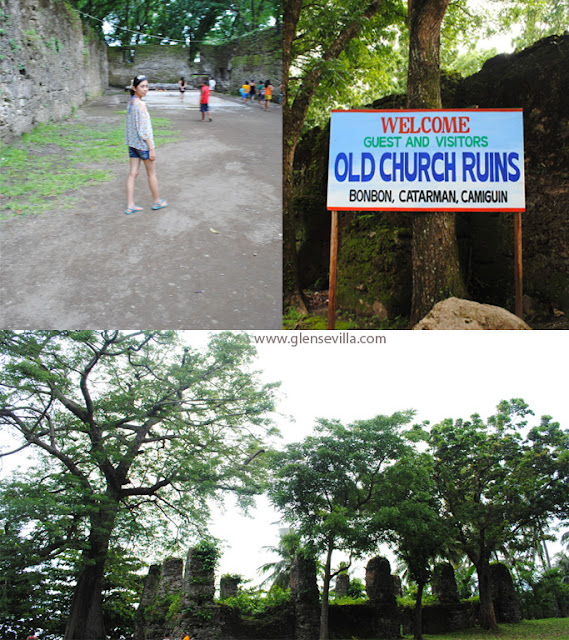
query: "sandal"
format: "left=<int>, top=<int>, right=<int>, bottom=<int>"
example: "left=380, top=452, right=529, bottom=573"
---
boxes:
left=152, top=199, right=168, bottom=210
left=125, top=205, right=143, bottom=215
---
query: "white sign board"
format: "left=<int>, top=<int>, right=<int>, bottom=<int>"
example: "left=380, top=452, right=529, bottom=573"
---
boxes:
left=327, top=109, right=525, bottom=212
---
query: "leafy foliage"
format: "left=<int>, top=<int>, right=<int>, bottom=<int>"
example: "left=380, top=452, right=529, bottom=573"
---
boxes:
left=258, top=530, right=301, bottom=588
left=512, top=554, right=569, bottom=620
left=219, top=585, right=291, bottom=618
left=288, top=0, right=407, bottom=130
left=0, top=330, right=278, bottom=637
left=67, top=0, right=280, bottom=48
left=489, top=0, right=569, bottom=51
left=426, top=399, right=569, bottom=628
left=268, top=413, right=414, bottom=555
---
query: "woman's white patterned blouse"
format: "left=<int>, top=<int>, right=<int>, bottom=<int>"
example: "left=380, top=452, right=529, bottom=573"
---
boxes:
left=125, top=98, right=154, bottom=151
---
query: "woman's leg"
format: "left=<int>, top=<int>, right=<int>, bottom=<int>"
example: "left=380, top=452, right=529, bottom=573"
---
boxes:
left=126, top=158, right=141, bottom=208
left=142, top=157, right=161, bottom=203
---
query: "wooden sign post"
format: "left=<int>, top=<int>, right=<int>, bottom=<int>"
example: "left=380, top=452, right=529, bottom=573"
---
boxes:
left=514, top=211, right=523, bottom=318
left=327, top=211, right=339, bottom=330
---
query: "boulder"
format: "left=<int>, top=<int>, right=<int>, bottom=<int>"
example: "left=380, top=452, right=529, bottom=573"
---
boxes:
left=413, top=297, right=531, bottom=330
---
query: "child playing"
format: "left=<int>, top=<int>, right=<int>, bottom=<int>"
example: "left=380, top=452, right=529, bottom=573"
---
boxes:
left=200, top=79, right=212, bottom=121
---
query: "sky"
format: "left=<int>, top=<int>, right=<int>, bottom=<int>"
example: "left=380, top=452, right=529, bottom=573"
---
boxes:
left=196, top=330, right=569, bottom=587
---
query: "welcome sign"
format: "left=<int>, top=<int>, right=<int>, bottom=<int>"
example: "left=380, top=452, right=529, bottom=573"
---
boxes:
left=327, top=109, right=525, bottom=212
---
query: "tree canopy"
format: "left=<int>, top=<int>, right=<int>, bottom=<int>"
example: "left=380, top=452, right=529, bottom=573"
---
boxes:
left=427, top=399, right=569, bottom=629
left=0, top=330, right=278, bottom=640
left=68, top=0, right=281, bottom=48
left=268, top=412, right=414, bottom=639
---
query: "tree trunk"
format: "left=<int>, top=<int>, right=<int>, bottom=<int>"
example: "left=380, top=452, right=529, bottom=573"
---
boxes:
left=282, top=0, right=308, bottom=312
left=283, top=127, right=308, bottom=313
left=319, top=542, right=334, bottom=640
left=64, top=499, right=118, bottom=640
left=413, top=580, right=425, bottom=640
left=282, top=0, right=384, bottom=311
left=407, top=0, right=467, bottom=324
left=476, top=559, right=499, bottom=631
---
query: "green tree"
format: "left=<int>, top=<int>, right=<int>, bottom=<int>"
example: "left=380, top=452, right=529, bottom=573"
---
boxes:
left=68, top=0, right=279, bottom=52
left=0, top=330, right=278, bottom=640
left=427, top=399, right=569, bottom=630
left=0, top=471, right=144, bottom=639
left=267, top=412, right=414, bottom=640
left=379, top=450, right=449, bottom=640
left=407, top=0, right=467, bottom=323
left=258, top=530, right=301, bottom=588
left=283, top=0, right=406, bottom=311
left=491, top=0, right=569, bottom=50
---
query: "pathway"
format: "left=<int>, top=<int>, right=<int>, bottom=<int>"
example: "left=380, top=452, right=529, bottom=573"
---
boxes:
left=0, top=90, right=282, bottom=328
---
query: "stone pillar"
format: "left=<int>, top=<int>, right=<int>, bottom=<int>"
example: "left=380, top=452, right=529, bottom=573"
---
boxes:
left=184, top=546, right=216, bottom=603
left=365, top=556, right=401, bottom=638
left=134, top=564, right=161, bottom=640
left=432, top=563, right=460, bottom=606
left=490, top=563, right=521, bottom=623
left=175, top=545, right=221, bottom=640
left=393, top=575, right=403, bottom=598
left=432, top=562, right=469, bottom=630
left=290, top=553, right=320, bottom=640
left=220, top=575, right=241, bottom=599
left=138, top=558, right=183, bottom=640
left=335, top=573, right=350, bottom=599
left=159, top=557, right=184, bottom=597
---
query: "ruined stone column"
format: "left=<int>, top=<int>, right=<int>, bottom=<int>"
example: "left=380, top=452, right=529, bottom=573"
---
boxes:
left=432, top=563, right=460, bottom=606
left=220, top=575, right=241, bottom=599
left=490, top=563, right=521, bottom=623
left=137, top=558, right=184, bottom=640
left=159, top=557, right=184, bottom=597
left=365, top=556, right=401, bottom=638
left=432, top=562, right=469, bottom=630
left=335, top=573, right=350, bottom=599
left=175, top=545, right=221, bottom=640
left=290, top=553, right=320, bottom=640
left=134, top=564, right=161, bottom=640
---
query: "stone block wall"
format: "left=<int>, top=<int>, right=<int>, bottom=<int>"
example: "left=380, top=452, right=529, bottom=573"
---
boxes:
left=0, top=0, right=107, bottom=142
left=107, top=28, right=281, bottom=94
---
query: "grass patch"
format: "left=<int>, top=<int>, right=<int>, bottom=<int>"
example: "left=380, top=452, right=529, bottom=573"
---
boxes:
left=400, top=617, right=569, bottom=640
left=0, top=113, right=177, bottom=219
left=283, top=306, right=409, bottom=330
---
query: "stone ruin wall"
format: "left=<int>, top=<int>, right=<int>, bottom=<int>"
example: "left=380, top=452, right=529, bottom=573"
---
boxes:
left=0, top=3, right=280, bottom=144
left=107, top=28, right=282, bottom=94
left=0, top=0, right=108, bottom=142
left=138, top=553, right=524, bottom=640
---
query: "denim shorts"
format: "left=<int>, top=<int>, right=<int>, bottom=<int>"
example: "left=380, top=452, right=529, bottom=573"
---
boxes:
left=200, top=103, right=209, bottom=113
left=128, top=146, right=150, bottom=160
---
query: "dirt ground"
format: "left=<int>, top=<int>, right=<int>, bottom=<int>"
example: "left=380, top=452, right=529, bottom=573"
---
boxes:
left=0, top=90, right=282, bottom=328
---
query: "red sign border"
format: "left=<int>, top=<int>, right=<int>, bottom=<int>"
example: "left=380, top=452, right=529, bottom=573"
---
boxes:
left=327, top=108, right=525, bottom=212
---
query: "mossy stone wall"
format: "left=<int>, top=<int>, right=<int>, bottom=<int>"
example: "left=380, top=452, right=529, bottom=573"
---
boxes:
left=0, top=0, right=107, bottom=142
left=293, top=35, right=569, bottom=321
left=107, top=28, right=282, bottom=93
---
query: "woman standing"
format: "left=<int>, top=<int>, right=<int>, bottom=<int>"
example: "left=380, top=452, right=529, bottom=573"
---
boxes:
left=125, top=75, right=167, bottom=214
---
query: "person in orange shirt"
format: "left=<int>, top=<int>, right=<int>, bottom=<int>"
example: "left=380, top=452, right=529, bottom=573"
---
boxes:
left=242, top=81, right=251, bottom=103
left=264, top=80, right=273, bottom=111
left=200, top=79, right=212, bottom=121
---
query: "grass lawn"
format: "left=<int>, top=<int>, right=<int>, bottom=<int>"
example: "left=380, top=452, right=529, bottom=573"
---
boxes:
left=0, top=111, right=177, bottom=219
left=398, top=617, right=569, bottom=639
